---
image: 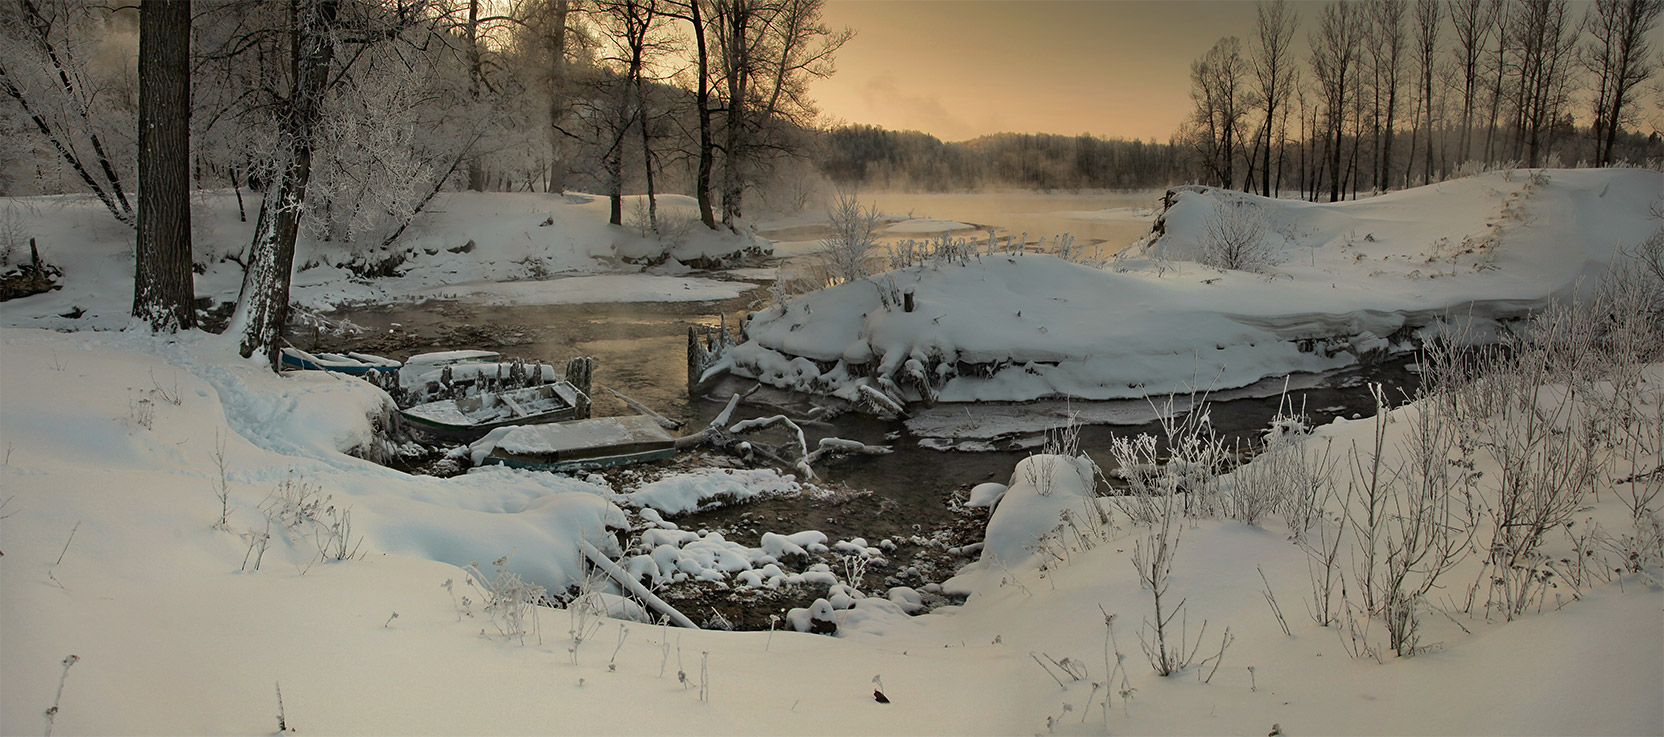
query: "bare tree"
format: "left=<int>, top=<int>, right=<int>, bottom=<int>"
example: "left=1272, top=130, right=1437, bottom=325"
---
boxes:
left=664, top=0, right=717, bottom=229
left=1583, top=0, right=1663, bottom=165
left=1450, top=0, right=1496, bottom=164
left=1482, top=0, right=1510, bottom=161
left=1251, top=0, right=1297, bottom=197
left=132, top=0, right=194, bottom=330
left=1310, top=0, right=1363, bottom=202
left=1367, top=0, right=1406, bottom=192
left=1188, top=36, right=1249, bottom=189
left=1412, top=0, right=1440, bottom=184
left=712, top=0, right=850, bottom=228
left=1510, top=0, right=1581, bottom=168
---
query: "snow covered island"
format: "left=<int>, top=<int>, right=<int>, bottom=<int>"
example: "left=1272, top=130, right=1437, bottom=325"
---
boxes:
left=721, top=169, right=1660, bottom=406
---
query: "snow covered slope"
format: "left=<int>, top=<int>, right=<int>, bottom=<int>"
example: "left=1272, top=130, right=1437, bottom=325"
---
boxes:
left=726, top=169, right=1662, bottom=404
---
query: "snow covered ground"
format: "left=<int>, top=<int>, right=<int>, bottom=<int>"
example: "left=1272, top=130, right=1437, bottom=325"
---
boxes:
left=3, top=170, right=1662, bottom=734
left=2, top=325, right=1659, bottom=735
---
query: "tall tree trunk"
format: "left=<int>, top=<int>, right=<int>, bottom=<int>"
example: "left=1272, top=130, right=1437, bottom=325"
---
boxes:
left=690, top=0, right=716, bottom=229
left=720, top=0, right=749, bottom=228
left=637, top=77, right=657, bottom=232
left=1330, top=108, right=1344, bottom=203
left=230, top=0, right=337, bottom=368
left=133, top=0, right=195, bottom=331
left=466, top=0, right=486, bottom=191
left=545, top=0, right=571, bottom=194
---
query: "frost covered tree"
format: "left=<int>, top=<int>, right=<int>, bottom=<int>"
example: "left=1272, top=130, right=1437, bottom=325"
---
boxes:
left=1199, top=196, right=1273, bottom=273
left=0, top=0, right=137, bottom=224
left=132, top=0, right=194, bottom=331
left=224, top=0, right=339, bottom=367
left=215, top=0, right=443, bottom=367
left=817, top=190, right=880, bottom=284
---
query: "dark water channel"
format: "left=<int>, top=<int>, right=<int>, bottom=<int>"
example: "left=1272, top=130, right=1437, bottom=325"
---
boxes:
left=323, top=291, right=1421, bottom=547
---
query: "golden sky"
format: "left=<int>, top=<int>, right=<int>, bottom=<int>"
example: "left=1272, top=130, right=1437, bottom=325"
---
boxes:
left=812, top=0, right=1270, bottom=142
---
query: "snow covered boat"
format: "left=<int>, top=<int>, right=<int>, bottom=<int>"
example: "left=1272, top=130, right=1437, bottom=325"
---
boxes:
left=399, top=382, right=583, bottom=440
left=477, top=415, right=677, bottom=472
left=280, top=347, right=402, bottom=375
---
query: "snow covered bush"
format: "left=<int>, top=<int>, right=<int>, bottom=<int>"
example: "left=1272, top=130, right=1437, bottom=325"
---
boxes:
left=464, top=556, right=546, bottom=645
left=1225, top=399, right=1333, bottom=528
left=1110, top=396, right=1228, bottom=522
left=818, top=192, right=883, bottom=285
left=1198, top=196, right=1273, bottom=272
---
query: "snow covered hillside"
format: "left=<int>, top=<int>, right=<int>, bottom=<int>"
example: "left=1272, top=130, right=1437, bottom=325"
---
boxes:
left=722, top=169, right=1662, bottom=405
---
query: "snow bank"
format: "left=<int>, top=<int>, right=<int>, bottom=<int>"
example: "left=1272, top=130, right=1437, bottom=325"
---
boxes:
left=622, top=467, right=803, bottom=516
left=0, top=328, right=627, bottom=600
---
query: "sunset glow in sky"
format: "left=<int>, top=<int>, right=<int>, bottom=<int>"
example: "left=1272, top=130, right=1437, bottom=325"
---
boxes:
left=812, top=0, right=1267, bottom=142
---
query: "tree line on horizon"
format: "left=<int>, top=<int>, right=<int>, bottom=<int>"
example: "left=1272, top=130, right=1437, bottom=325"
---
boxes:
left=819, top=0, right=1664, bottom=197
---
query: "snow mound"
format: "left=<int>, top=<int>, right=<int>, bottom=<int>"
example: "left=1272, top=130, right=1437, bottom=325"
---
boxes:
left=622, top=467, right=802, bottom=516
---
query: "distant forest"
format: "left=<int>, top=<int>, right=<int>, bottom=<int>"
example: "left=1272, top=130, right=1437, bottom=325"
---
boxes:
left=816, top=126, right=1187, bottom=192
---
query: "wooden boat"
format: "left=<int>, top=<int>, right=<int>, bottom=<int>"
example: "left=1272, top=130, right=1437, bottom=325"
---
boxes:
left=280, top=347, right=401, bottom=375
left=480, top=415, right=677, bottom=472
left=400, top=382, right=582, bottom=440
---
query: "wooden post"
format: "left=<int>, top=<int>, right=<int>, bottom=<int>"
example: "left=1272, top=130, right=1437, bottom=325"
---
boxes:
left=903, top=285, right=915, bottom=313
left=565, top=356, right=594, bottom=419
left=688, top=325, right=702, bottom=396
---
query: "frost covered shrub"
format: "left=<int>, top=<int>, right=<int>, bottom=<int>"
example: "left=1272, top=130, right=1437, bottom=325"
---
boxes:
left=465, top=556, right=546, bottom=645
left=1199, top=196, right=1274, bottom=272
left=1110, top=397, right=1229, bottom=522
left=1226, top=399, right=1333, bottom=528
left=819, top=192, right=883, bottom=284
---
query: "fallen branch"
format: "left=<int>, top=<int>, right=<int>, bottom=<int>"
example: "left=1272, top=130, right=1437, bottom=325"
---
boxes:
left=803, top=437, right=892, bottom=465
left=857, top=383, right=908, bottom=418
left=607, top=387, right=684, bottom=430
left=579, top=539, right=698, bottom=629
left=729, top=415, right=813, bottom=478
